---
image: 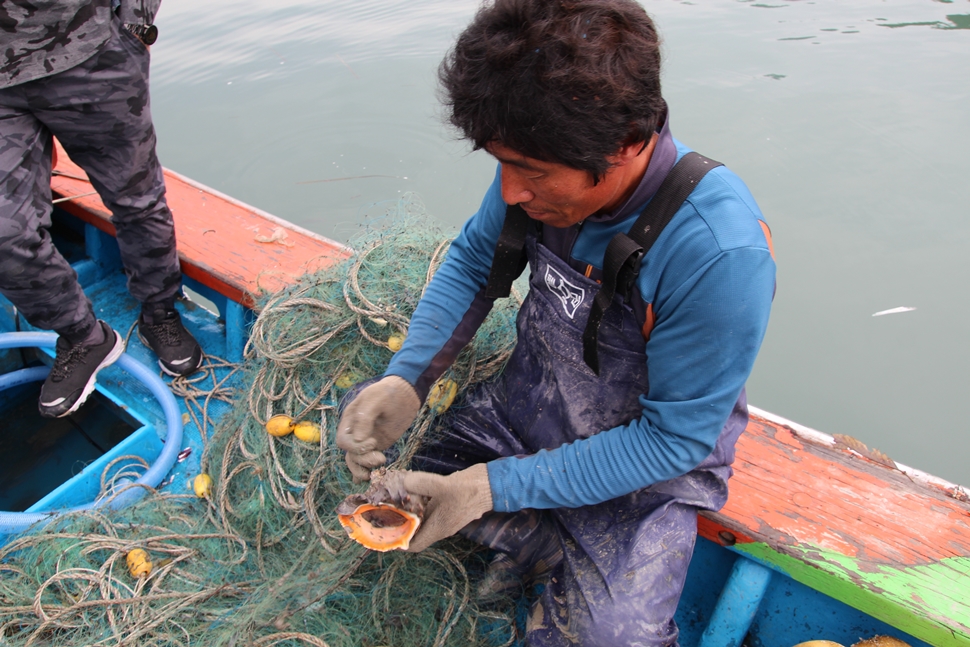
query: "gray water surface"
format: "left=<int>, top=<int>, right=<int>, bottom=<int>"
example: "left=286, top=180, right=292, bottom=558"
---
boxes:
left=150, top=0, right=970, bottom=486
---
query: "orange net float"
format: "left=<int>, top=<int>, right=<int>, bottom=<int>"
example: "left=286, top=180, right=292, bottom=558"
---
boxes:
left=336, top=469, right=426, bottom=552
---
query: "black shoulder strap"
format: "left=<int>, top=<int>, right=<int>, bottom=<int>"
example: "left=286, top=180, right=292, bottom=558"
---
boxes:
left=583, top=152, right=722, bottom=374
left=485, top=203, right=531, bottom=299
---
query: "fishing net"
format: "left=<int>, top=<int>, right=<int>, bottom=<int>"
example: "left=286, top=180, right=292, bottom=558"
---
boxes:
left=0, top=196, right=526, bottom=647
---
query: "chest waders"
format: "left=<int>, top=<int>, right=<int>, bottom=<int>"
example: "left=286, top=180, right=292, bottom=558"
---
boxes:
left=411, top=153, right=751, bottom=647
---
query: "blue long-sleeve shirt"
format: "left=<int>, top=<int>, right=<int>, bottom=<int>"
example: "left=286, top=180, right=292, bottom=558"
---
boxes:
left=387, top=135, right=775, bottom=513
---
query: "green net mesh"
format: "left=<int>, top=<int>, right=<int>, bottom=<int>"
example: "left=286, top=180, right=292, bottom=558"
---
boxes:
left=0, top=197, right=525, bottom=647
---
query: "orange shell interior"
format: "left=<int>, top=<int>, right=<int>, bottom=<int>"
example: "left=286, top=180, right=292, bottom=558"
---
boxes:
left=337, top=503, right=421, bottom=552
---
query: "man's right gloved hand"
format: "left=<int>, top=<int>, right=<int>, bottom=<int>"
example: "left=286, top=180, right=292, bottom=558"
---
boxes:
left=335, top=376, right=421, bottom=482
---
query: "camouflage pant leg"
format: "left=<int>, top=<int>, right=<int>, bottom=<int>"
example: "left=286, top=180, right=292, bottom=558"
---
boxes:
left=0, top=86, right=97, bottom=342
left=24, top=16, right=181, bottom=307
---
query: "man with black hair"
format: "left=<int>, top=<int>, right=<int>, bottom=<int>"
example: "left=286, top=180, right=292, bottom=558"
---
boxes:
left=0, top=0, right=202, bottom=418
left=337, top=0, right=775, bottom=644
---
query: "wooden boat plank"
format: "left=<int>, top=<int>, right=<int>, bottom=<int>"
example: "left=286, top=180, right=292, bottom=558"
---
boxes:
left=700, top=412, right=970, bottom=646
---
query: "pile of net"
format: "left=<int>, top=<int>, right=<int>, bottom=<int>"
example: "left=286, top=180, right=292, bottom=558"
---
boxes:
left=0, top=199, right=525, bottom=647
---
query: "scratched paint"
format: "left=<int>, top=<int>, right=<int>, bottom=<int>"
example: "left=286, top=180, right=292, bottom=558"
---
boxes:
left=695, top=413, right=970, bottom=646
left=737, top=542, right=970, bottom=647
left=721, top=418, right=970, bottom=566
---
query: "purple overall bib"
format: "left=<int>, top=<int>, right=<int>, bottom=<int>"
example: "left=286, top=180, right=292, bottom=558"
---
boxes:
left=413, top=232, right=748, bottom=646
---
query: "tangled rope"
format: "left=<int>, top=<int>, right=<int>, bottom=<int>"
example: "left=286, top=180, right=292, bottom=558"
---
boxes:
left=0, top=204, right=524, bottom=647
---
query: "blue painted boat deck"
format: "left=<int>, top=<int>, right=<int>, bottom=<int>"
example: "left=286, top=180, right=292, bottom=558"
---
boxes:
left=0, top=386, right=138, bottom=511
left=676, top=538, right=931, bottom=647
left=0, top=208, right=240, bottom=516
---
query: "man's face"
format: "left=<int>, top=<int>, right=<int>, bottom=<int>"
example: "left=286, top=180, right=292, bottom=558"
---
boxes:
left=485, top=140, right=652, bottom=228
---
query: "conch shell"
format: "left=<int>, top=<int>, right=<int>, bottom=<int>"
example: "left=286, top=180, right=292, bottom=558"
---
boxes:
left=336, top=469, right=426, bottom=551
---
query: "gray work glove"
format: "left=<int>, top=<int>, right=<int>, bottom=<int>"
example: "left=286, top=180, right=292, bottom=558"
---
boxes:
left=401, top=464, right=494, bottom=552
left=336, top=376, right=420, bottom=482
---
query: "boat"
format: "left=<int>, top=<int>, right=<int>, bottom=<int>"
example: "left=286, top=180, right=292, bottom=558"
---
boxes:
left=0, top=143, right=967, bottom=647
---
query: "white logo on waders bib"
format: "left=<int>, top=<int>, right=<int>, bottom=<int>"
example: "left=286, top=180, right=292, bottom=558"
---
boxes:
left=544, top=266, right=585, bottom=319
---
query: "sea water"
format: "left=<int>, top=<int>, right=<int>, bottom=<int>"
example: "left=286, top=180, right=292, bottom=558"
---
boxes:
left=149, top=0, right=970, bottom=487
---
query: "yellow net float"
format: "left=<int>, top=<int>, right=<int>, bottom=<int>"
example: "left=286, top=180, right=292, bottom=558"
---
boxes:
left=193, top=473, right=213, bottom=498
left=427, top=378, right=458, bottom=414
left=387, top=332, right=405, bottom=352
left=293, top=420, right=321, bottom=443
left=335, top=372, right=359, bottom=389
left=266, top=414, right=295, bottom=437
left=126, top=548, right=152, bottom=578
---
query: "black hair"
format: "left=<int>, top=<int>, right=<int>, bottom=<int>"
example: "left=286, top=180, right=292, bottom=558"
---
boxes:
left=439, top=0, right=665, bottom=180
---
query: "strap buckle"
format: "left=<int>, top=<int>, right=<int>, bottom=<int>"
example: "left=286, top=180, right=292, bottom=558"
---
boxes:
left=124, top=23, right=158, bottom=46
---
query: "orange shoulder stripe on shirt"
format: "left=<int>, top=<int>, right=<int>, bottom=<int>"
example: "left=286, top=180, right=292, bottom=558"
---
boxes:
left=642, top=303, right=656, bottom=342
left=758, top=220, right=776, bottom=260
left=642, top=220, right=771, bottom=344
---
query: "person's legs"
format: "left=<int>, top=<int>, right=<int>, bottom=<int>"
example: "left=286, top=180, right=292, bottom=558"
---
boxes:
left=0, top=88, right=97, bottom=342
left=416, top=382, right=699, bottom=643
left=27, top=18, right=201, bottom=376
left=0, top=86, right=124, bottom=417
left=461, top=509, right=563, bottom=600
left=527, top=493, right=699, bottom=647
left=29, top=20, right=181, bottom=307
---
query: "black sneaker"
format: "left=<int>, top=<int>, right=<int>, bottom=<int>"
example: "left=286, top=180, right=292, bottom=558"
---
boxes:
left=39, top=321, right=124, bottom=418
left=138, top=306, right=203, bottom=377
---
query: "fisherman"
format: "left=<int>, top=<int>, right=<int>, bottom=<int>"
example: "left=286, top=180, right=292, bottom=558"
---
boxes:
left=0, top=0, right=202, bottom=418
left=337, top=0, right=776, bottom=644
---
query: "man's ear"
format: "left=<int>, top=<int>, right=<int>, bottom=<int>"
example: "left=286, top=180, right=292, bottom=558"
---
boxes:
left=609, top=133, right=657, bottom=167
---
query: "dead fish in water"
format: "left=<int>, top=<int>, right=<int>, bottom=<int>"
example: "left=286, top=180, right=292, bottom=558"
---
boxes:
left=871, top=306, right=916, bottom=317
left=336, top=468, right=427, bottom=551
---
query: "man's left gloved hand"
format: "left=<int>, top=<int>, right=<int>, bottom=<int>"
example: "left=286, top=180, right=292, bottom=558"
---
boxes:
left=336, top=376, right=421, bottom=482
left=401, top=464, right=494, bottom=552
